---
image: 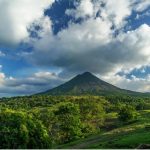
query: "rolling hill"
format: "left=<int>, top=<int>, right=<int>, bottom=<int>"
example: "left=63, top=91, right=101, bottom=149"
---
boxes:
left=38, top=72, right=148, bottom=96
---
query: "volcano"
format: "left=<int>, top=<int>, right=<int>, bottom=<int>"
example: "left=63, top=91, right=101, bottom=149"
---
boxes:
left=38, top=72, right=148, bottom=96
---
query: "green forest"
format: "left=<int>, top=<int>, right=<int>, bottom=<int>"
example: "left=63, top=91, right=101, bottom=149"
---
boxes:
left=0, top=95, right=150, bottom=149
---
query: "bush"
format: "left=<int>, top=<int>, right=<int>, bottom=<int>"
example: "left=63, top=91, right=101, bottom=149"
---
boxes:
left=118, top=105, right=138, bottom=122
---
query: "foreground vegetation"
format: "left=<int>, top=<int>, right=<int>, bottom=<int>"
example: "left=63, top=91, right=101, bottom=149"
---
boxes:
left=58, top=110, right=150, bottom=149
left=0, top=95, right=150, bottom=148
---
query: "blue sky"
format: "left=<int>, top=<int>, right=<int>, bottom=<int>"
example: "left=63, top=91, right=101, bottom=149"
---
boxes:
left=0, top=0, right=150, bottom=96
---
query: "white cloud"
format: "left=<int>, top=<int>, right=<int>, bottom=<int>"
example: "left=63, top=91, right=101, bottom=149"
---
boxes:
left=134, top=0, right=150, bottom=12
left=66, top=0, right=94, bottom=19
left=66, top=0, right=150, bottom=28
left=101, top=74, right=150, bottom=93
left=0, top=0, right=54, bottom=46
left=115, top=24, right=150, bottom=70
left=66, top=0, right=132, bottom=29
left=29, top=16, right=52, bottom=40
left=101, top=0, right=132, bottom=28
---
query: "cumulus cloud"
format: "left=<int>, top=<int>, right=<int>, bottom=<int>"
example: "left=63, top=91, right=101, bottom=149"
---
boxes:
left=0, top=0, right=54, bottom=46
left=28, top=17, right=113, bottom=74
left=66, top=0, right=94, bottom=19
left=101, top=0, right=132, bottom=28
left=65, top=0, right=132, bottom=29
left=29, top=21, right=150, bottom=77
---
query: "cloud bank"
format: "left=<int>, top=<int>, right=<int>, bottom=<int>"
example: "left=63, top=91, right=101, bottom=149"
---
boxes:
left=0, top=71, right=63, bottom=97
left=0, top=0, right=150, bottom=96
left=29, top=0, right=150, bottom=76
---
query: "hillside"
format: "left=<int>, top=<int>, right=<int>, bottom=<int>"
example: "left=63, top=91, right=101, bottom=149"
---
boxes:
left=58, top=110, right=150, bottom=149
left=39, top=72, right=148, bottom=96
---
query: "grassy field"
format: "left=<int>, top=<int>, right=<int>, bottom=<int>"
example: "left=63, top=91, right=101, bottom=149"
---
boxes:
left=57, top=110, right=150, bottom=149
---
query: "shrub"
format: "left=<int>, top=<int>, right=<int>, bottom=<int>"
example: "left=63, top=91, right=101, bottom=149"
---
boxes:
left=118, top=105, right=138, bottom=122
